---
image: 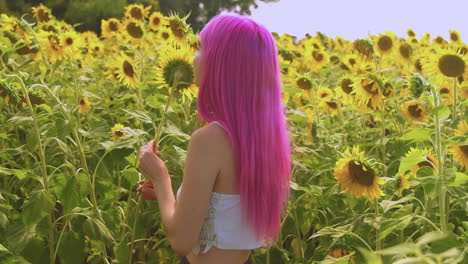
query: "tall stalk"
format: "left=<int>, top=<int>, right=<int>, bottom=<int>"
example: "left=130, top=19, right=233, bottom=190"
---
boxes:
left=372, top=199, right=381, bottom=251
left=16, top=76, right=55, bottom=264
left=429, top=84, right=447, bottom=233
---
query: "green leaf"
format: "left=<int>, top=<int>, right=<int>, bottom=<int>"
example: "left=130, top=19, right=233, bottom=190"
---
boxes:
left=59, top=176, right=81, bottom=213
left=356, top=247, right=382, bottom=264
left=399, top=128, right=433, bottom=142
left=398, top=149, right=424, bottom=175
left=114, top=241, right=130, bottom=264
left=83, top=216, right=114, bottom=243
left=431, top=105, right=450, bottom=122
left=374, top=243, right=417, bottom=255
left=449, top=172, right=468, bottom=187
left=416, top=231, right=447, bottom=246
left=122, top=167, right=140, bottom=185
left=7, top=116, right=33, bottom=124
left=57, top=232, right=86, bottom=264
left=429, top=232, right=460, bottom=254
left=21, top=189, right=55, bottom=227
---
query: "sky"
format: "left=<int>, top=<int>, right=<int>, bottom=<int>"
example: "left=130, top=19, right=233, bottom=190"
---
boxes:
left=221, top=0, right=467, bottom=42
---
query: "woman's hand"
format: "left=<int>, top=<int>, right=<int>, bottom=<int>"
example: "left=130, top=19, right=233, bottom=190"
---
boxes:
left=136, top=180, right=157, bottom=200
left=138, top=140, right=169, bottom=185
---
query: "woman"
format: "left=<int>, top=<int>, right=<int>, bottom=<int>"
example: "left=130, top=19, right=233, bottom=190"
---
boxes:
left=137, top=14, right=292, bottom=264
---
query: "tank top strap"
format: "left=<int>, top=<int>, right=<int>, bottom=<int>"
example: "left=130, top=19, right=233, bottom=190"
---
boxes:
left=210, top=121, right=226, bottom=130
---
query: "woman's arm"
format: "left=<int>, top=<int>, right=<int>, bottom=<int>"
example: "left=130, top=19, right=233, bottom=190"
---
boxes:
left=140, top=125, right=222, bottom=256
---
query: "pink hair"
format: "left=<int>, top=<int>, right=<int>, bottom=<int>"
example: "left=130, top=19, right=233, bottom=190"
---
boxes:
left=196, top=14, right=292, bottom=244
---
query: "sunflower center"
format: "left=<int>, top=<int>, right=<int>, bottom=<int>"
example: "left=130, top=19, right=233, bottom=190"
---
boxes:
left=169, top=20, right=185, bottom=39
left=319, top=92, right=329, bottom=98
left=450, top=32, right=459, bottom=42
left=37, top=9, right=50, bottom=23
left=79, top=99, right=85, bottom=105
left=130, top=7, right=143, bottom=20
left=313, top=43, right=320, bottom=49
left=460, top=145, right=468, bottom=156
left=152, top=17, right=161, bottom=26
left=440, top=87, right=449, bottom=94
left=349, top=58, right=356, bottom=66
left=415, top=59, right=423, bottom=72
left=161, top=32, right=169, bottom=40
left=312, top=50, right=324, bottom=62
left=115, top=130, right=124, bottom=137
left=297, top=78, right=312, bottom=90
left=163, top=60, right=194, bottom=90
left=123, top=60, right=135, bottom=77
left=378, top=36, right=393, bottom=51
left=326, top=101, right=338, bottom=109
left=127, top=22, right=143, bottom=39
left=65, top=37, right=73, bottom=46
left=438, top=54, right=465, bottom=77
left=408, top=104, right=422, bottom=118
left=362, top=79, right=379, bottom=95
left=340, top=63, right=350, bottom=71
left=341, top=78, right=353, bottom=94
left=348, top=161, right=375, bottom=186
left=109, top=21, right=118, bottom=32
left=435, top=36, right=444, bottom=44
left=399, top=43, right=412, bottom=59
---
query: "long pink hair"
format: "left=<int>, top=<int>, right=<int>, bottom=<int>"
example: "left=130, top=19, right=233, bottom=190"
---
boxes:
left=196, top=14, right=292, bottom=244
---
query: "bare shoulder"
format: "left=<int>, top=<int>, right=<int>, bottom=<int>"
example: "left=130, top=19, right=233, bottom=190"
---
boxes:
left=189, top=122, right=230, bottom=158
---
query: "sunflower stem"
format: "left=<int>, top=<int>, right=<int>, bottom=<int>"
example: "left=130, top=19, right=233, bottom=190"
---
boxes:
left=128, top=47, right=147, bottom=263
left=452, top=77, right=457, bottom=123
left=373, top=199, right=381, bottom=251
left=154, top=78, right=179, bottom=144
left=430, top=84, right=447, bottom=233
left=15, top=76, right=55, bottom=264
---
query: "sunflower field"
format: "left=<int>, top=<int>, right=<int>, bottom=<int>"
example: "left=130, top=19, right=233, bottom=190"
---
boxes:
left=0, top=3, right=467, bottom=264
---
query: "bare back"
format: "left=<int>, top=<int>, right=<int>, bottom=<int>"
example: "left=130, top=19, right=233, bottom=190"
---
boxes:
left=185, top=122, right=251, bottom=264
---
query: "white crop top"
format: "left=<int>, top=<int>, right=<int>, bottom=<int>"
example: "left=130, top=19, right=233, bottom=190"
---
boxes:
left=175, top=121, right=264, bottom=255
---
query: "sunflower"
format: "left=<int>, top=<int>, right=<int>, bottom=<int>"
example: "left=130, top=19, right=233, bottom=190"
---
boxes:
left=37, top=31, right=65, bottom=63
left=124, top=4, right=151, bottom=21
left=351, top=75, right=384, bottom=110
left=406, top=29, right=417, bottom=38
left=32, top=4, right=52, bottom=24
left=450, top=121, right=468, bottom=169
left=295, top=73, right=313, bottom=91
left=122, top=19, right=145, bottom=44
left=115, top=52, right=138, bottom=89
left=319, top=99, right=340, bottom=116
left=405, top=148, right=438, bottom=176
left=60, top=31, right=83, bottom=57
left=158, top=26, right=173, bottom=42
left=155, top=43, right=195, bottom=92
left=374, top=32, right=395, bottom=56
left=396, top=173, right=410, bottom=197
left=353, top=39, right=374, bottom=61
left=317, top=87, right=333, bottom=99
left=437, top=80, right=454, bottom=105
left=398, top=41, right=413, bottom=62
left=334, top=145, right=384, bottom=200
left=79, top=97, right=91, bottom=113
left=423, top=48, right=467, bottom=78
left=148, top=11, right=166, bottom=31
left=336, top=75, right=354, bottom=96
left=401, top=100, right=427, bottom=122
left=111, top=123, right=126, bottom=140
left=433, top=36, right=447, bottom=47
left=166, top=13, right=190, bottom=42
left=101, top=18, right=120, bottom=39
left=449, top=30, right=462, bottom=43
left=309, top=49, right=329, bottom=71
